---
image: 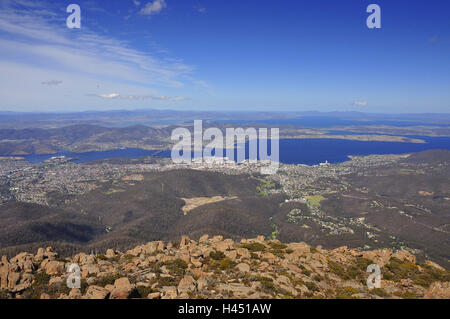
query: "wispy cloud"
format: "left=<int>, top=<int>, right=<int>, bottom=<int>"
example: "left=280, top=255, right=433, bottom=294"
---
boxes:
left=92, top=93, right=187, bottom=101
left=0, top=4, right=191, bottom=87
left=139, top=0, right=166, bottom=15
left=352, top=101, right=368, bottom=107
left=0, top=0, right=205, bottom=110
left=41, top=80, right=62, bottom=86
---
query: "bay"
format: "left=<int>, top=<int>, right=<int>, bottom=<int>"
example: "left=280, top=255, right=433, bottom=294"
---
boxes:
left=18, top=136, right=450, bottom=166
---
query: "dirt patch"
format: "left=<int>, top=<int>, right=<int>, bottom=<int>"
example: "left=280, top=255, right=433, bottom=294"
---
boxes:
left=181, top=196, right=238, bottom=215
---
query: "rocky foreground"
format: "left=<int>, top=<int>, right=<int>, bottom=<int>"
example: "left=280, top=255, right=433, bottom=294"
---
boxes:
left=1, top=235, right=449, bottom=299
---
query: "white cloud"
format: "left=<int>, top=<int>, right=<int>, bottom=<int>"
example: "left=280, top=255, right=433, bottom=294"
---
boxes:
left=139, top=0, right=166, bottom=15
left=133, top=0, right=141, bottom=6
left=352, top=101, right=368, bottom=107
left=99, top=93, right=121, bottom=99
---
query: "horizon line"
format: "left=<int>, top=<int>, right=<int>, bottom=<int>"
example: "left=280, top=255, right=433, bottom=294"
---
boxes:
left=1, top=109, right=450, bottom=116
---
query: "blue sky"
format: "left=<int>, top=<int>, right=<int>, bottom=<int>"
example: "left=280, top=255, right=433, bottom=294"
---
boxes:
left=0, top=0, right=449, bottom=113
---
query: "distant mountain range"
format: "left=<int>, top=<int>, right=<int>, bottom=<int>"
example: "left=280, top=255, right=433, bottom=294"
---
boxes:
left=0, top=110, right=449, bottom=129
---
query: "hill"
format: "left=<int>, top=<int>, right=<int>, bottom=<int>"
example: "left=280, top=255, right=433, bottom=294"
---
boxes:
left=0, top=235, right=448, bottom=299
left=0, top=124, right=174, bottom=155
left=0, top=170, right=278, bottom=256
left=0, top=202, right=103, bottom=248
left=402, top=149, right=450, bottom=164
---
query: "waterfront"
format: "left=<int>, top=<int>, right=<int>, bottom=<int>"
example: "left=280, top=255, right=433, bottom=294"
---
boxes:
left=14, top=136, right=450, bottom=166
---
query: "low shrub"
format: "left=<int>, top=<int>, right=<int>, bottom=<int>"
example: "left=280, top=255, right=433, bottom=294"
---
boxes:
left=383, top=258, right=450, bottom=288
left=136, top=285, right=156, bottom=298
left=217, top=258, right=236, bottom=270
left=304, top=281, right=319, bottom=292
left=209, top=251, right=226, bottom=260
left=164, top=259, right=188, bottom=275
left=371, top=288, right=390, bottom=298
left=96, top=273, right=122, bottom=287
left=241, top=243, right=266, bottom=252
left=268, top=242, right=287, bottom=250
left=335, top=287, right=358, bottom=299
left=96, top=254, right=107, bottom=261
left=257, top=276, right=276, bottom=293
left=158, top=275, right=177, bottom=286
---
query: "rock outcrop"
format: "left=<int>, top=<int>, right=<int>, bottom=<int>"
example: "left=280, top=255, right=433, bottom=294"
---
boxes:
left=0, top=236, right=448, bottom=299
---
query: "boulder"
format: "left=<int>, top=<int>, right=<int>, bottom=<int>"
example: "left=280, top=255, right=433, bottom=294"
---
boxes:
left=7, top=272, right=20, bottom=290
left=199, top=235, right=209, bottom=243
left=35, top=249, right=45, bottom=263
left=177, top=275, right=196, bottom=294
left=126, top=246, right=144, bottom=257
left=424, top=282, right=450, bottom=299
left=69, top=288, right=82, bottom=299
left=258, top=261, right=270, bottom=271
left=85, top=285, right=110, bottom=299
left=9, top=253, right=36, bottom=273
left=161, top=286, right=178, bottom=299
left=110, top=277, right=137, bottom=299
left=44, top=261, right=65, bottom=275
left=261, top=252, right=277, bottom=263
left=105, top=249, right=116, bottom=259
left=81, top=264, right=100, bottom=278
left=143, top=241, right=164, bottom=255
left=147, top=292, right=161, bottom=299
left=287, top=242, right=310, bottom=254
left=361, top=249, right=392, bottom=267
left=104, top=284, right=115, bottom=292
left=43, top=247, right=59, bottom=261
left=224, top=250, right=237, bottom=260
left=196, top=278, right=208, bottom=291
left=180, top=236, right=191, bottom=248
left=190, top=257, right=202, bottom=268
left=175, top=251, right=191, bottom=264
left=236, top=248, right=251, bottom=259
left=0, top=259, right=9, bottom=289
left=211, top=235, right=223, bottom=242
left=49, top=276, right=63, bottom=286
left=114, top=277, right=132, bottom=289
left=5, top=270, right=32, bottom=293
left=215, top=239, right=234, bottom=252
left=235, top=263, right=250, bottom=273
left=425, top=260, right=446, bottom=271
left=73, top=253, right=96, bottom=266
left=218, top=283, right=253, bottom=298
left=274, top=275, right=291, bottom=286
left=256, top=235, right=265, bottom=242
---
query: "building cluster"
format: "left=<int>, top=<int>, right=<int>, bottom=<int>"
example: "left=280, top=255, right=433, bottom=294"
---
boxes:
left=0, top=153, right=405, bottom=209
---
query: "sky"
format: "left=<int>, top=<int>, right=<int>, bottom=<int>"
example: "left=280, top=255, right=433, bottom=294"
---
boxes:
left=0, top=0, right=449, bottom=113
